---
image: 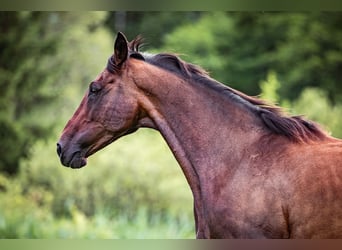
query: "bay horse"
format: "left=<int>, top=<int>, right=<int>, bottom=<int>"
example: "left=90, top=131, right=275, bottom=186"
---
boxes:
left=57, top=32, right=342, bottom=238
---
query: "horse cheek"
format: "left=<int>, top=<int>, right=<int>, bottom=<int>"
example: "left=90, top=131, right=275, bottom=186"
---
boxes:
left=106, top=100, right=137, bottom=132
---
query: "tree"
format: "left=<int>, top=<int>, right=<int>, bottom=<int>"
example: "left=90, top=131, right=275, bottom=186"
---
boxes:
left=105, top=12, right=202, bottom=48
left=273, top=13, right=342, bottom=103
left=0, top=12, right=111, bottom=174
left=161, top=12, right=342, bottom=103
left=0, top=12, right=62, bottom=174
left=292, top=88, right=342, bottom=138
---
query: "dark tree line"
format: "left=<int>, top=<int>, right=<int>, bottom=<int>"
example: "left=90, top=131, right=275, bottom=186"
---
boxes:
left=1, top=11, right=341, bottom=174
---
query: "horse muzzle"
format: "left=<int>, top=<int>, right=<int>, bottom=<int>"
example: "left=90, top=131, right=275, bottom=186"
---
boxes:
left=56, top=141, right=87, bottom=169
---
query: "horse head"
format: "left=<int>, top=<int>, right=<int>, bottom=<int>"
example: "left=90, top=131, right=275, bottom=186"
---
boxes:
left=57, top=32, right=145, bottom=168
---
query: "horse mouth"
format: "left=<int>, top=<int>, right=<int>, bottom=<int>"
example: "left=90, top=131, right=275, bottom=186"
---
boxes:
left=64, top=151, right=87, bottom=169
left=58, top=133, right=122, bottom=169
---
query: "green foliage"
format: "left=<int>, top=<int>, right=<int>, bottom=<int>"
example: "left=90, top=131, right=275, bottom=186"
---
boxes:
left=0, top=129, right=194, bottom=238
left=1, top=11, right=196, bottom=238
left=272, top=13, right=342, bottom=102
left=0, top=12, right=114, bottom=174
left=0, top=12, right=111, bottom=174
left=162, top=12, right=230, bottom=82
left=2, top=11, right=342, bottom=238
left=259, top=72, right=342, bottom=139
left=106, top=12, right=201, bottom=49
left=3, top=11, right=342, bottom=174
left=259, top=71, right=281, bottom=104
left=292, top=88, right=342, bottom=138
left=161, top=12, right=342, bottom=102
left=0, top=12, right=60, bottom=174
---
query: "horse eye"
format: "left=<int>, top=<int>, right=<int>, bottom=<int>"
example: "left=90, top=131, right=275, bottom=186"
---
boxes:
left=88, top=82, right=102, bottom=96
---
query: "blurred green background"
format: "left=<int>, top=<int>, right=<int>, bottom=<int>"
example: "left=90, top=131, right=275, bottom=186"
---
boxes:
left=0, top=11, right=342, bottom=238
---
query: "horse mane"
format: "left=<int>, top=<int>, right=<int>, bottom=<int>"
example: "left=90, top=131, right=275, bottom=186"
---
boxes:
left=127, top=36, right=328, bottom=143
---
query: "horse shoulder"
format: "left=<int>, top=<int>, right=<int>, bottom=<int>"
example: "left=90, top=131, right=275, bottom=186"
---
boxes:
left=275, top=139, right=342, bottom=238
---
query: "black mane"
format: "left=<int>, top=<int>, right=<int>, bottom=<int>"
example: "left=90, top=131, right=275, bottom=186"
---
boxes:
left=124, top=36, right=328, bottom=143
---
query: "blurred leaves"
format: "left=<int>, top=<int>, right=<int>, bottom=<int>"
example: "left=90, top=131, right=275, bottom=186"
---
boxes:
left=292, top=88, right=342, bottom=138
left=0, top=12, right=59, bottom=174
left=259, top=71, right=342, bottom=138
left=161, top=12, right=342, bottom=103
left=2, top=11, right=342, bottom=173
left=1, top=11, right=342, bottom=238
left=259, top=71, right=281, bottom=104
left=0, top=130, right=194, bottom=238
left=0, top=12, right=111, bottom=174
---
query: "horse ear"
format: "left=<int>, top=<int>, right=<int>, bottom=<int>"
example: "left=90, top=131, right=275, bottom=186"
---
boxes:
left=114, top=32, right=128, bottom=67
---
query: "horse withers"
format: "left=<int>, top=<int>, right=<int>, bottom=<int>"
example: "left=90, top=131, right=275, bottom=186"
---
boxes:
left=57, top=32, right=342, bottom=238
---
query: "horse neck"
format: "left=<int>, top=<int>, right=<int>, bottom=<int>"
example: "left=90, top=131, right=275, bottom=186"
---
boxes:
left=132, top=61, right=265, bottom=236
left=132, top=62, right=263, bottom=180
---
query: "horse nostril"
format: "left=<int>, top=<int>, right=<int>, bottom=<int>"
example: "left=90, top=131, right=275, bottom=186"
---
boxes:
left=56, top=143, right=62, bottom=157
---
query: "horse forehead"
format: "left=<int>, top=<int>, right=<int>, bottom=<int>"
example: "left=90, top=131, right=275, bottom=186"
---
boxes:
left=99, top=69, right=112, bottom=79
left=128, top=58, right=147, bottom=70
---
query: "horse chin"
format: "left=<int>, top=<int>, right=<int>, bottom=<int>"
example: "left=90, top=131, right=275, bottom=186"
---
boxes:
left=68, top=151, right=88, bottom=169
left=70, top=157, right=87, bottom=169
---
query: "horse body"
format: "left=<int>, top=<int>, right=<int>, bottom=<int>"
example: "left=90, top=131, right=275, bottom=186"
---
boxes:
left=203, top=141, right=342, bottom=238
left=57, top=32, right=342, bottom=238
left=130, top=58, right=342, bottom=238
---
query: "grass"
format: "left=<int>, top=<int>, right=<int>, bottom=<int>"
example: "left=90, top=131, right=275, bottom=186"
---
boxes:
left=0, top=206, right=195, bottom=238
